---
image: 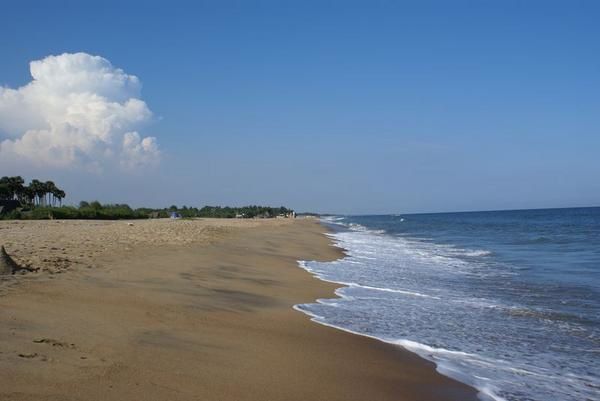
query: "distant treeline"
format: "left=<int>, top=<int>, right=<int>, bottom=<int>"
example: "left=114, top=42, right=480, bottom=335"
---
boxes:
left=2, top=201, right=293, bottom=220
left=0, top=176, right=294, bottom=220
left=188, top=205, right=293, bottom=219
left=0, top=176, right=66, bottom=207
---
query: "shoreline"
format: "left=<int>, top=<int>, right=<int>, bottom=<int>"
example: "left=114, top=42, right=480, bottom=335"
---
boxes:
left=0, top=218, right=479, bottom=400
left=298, top=222, right=489, bottom=400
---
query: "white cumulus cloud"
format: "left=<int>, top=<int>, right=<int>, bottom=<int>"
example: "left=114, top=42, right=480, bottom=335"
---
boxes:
left=0, top=52, right=160, bottom=171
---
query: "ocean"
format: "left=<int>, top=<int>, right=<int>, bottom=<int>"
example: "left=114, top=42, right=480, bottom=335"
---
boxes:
left=295, top=207, right=600, bottom=401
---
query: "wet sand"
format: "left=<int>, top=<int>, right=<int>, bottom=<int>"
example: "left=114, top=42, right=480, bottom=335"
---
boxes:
left=0, top=218, right=478, bottom=401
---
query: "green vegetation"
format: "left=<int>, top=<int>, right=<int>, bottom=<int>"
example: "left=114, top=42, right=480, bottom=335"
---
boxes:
left=0, top=176, right=66, bottom=207
left=196, top=205, right=292, bottom=218
left=296, top=212, right=322, bottom=217
left=2, top=203, right=293, bottom=220
left=2, top=203, right=148, bottom=220
left=1, top=176, right=294, bottom=220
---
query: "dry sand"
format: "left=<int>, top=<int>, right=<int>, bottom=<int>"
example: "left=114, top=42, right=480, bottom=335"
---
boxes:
left=0, top=218, right=478, bottom=401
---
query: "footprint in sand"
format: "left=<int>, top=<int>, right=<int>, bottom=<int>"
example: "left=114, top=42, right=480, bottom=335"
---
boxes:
left=18, top=352, right=38, bottom=358
left=33, top=338, right=76, bottom=349
left=18, top=352, right=48, bottom=361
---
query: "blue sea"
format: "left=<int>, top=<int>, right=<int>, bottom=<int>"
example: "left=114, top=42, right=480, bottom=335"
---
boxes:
left=295, top=207, right=600, bottom=401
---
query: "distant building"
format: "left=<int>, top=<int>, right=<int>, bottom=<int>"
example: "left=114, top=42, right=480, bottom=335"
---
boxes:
left=170, top=211, right=182, bottom=219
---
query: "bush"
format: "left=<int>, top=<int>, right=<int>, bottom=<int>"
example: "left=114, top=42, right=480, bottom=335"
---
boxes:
left=0, top=202, right=293, bottom=221
left=0, top=210, right=22, bottom=220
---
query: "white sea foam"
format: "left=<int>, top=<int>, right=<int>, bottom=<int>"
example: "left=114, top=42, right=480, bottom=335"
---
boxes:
left=392, top=338, right=478, bottom=358
left=349, top=284, right=441, bottom=299
left=295, top=215, right=600, bottom=401
left=463, top=249, right=493, bottom=257
left=299, top=261, right=440, bottom=299
left=296, top=256, right=503, bottom=401
left=294, top=297, right=504, bottom=401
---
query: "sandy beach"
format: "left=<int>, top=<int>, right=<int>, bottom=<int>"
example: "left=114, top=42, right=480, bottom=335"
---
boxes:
left=0, top=218, right=478, bottom=401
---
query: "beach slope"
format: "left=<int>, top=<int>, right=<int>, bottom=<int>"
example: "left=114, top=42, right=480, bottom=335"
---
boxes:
left=0, top=218, right=478, bottom=401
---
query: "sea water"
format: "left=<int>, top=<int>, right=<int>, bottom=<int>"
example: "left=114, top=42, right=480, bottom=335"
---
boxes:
left=295, top=207, right=600, bottom=401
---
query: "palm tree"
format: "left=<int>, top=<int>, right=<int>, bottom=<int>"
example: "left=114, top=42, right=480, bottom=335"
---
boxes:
left=1, top=177, right=65, bottom=208
left=57, top=189, right=66, bottom=206
left=0, top=177, right=9, bottom=200
left=22, top=186, right=35, bottom=207
left=43, top=181, right=54, bottom=206
left=6, top=176, right=24, bottom=200
left=29, top=179, right=43, bottom=206
left=52, top=187, right=66, bottom=207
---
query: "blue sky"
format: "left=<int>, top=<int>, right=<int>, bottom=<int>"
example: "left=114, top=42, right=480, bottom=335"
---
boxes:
left=0, top=0, right=598, bottom=214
